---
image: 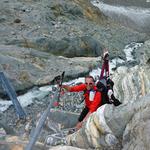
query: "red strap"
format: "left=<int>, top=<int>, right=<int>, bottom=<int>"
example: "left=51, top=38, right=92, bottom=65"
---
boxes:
left=100, top=52, right=109, bottom=79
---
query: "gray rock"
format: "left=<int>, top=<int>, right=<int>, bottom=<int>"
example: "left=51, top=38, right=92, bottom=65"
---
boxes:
left=0, top=45, right=101, bottom=95
left=122, top=95, right=150, bottom=150
left=50, top=146, right=85, bottom=150
left=48, top=109, right=79, bottom=129
left=66, top=94, right=150, bottom=149
left=135, top=39, right=150, bottom=65
left=0, top=0, right=149, bottom=59
left=98, top=0, right=150, bottom=8
left=112, top=64, right=150, bottom=104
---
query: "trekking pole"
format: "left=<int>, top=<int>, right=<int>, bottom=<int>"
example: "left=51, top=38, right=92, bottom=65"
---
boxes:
left=58, top=71, right=65, bottom=102
left=53, top=71, right=65, bottom=107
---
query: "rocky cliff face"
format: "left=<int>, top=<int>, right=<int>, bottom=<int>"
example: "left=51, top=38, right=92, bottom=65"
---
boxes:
left=113, top=40, right=150, bottom=103
left=0, top=44, right=101, bottom=95
left=114, top=65, right=150, bottom=103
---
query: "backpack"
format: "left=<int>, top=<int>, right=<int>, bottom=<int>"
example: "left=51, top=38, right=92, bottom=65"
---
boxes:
left=96, top=77, right=122, bottom=106
left=96, top=49, right=121, bottom=106
left=96, top=79, right=110, bottom=105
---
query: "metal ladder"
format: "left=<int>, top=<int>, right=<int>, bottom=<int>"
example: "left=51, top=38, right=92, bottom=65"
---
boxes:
left=0, top=72, right=26, bottom=119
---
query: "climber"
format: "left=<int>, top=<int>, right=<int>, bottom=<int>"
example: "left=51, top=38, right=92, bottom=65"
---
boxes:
left=62, top=75, right=102, bottom=130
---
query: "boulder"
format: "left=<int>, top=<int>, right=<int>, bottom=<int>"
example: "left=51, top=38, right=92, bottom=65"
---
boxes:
left=66, top=94, right=150, bottom=149
left=0, top=45, right=100, bottom=95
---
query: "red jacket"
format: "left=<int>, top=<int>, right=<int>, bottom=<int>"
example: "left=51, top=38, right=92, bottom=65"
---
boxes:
left=69, top=84, right=102, bottom=113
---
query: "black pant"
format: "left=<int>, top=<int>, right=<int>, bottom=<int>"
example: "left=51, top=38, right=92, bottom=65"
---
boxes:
left=78, top=107, right=89, bottom=122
